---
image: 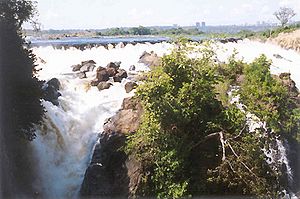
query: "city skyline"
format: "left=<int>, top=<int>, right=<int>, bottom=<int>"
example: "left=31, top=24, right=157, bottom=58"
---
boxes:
left=25, top=0, right=300, bottom=30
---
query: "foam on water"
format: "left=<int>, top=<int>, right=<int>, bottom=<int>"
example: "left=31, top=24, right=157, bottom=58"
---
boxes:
left=30, top=42, right=172, bottom=198
left=30, top=40, right=300, bottom=198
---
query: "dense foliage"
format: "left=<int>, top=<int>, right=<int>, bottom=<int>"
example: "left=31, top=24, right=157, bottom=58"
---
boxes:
left=125, top=40, right=299, bottom=198
left=0, top=0, right=44, bottom=140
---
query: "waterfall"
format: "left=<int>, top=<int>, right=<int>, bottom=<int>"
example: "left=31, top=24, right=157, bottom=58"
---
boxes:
left=30, top=42, right=172, bottom=198
left=28, top=39, right=300, bottom=198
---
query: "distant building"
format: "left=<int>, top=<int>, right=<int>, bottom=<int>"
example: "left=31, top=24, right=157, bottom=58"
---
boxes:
left=196, top=22, right=201, bottom=29
left=201, top=21, right=206, bottom=27
left=173, top=24, right=178, bottom=29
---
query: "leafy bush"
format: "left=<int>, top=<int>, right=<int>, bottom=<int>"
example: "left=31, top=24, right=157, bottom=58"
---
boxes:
left=125, top=41, right=290, bottom=198
left=240, top=55, right=299, bottom=135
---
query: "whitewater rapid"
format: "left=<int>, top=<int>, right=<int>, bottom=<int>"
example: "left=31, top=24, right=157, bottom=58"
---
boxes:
left=30, top=40, right=300, bottom=198
left=30, top=42, right=172, bottom=198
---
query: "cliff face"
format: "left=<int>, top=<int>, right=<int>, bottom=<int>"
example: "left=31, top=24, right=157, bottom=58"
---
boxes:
left=269, top=29, right=300, bottom=53
left=80, top=97, right=143, bottom=198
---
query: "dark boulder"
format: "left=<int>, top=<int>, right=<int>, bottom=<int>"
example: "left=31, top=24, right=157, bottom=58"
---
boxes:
left=219, top=37, right=242, bottom=44
left=80, top=97, right=143, bottom=198
left=97, top=69, right=110, bottom=82
left=80, top=132, right=130, bottom=197
left=43, top=78, right=61, bottom=106
left=117, top=69, right=128, bottom=78
left=125, top=82, right=138, bottom=93
left=106, top=62, right=121, bottom=69
left=106, top=67, right=117, bottom=77
left=113, top=69, right=128, bottom=82
left=97, top=82, right=112, bottom=91
left=47, top=78, right=61, bottom=90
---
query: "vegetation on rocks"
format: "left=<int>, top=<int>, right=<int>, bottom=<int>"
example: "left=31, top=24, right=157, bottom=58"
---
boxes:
left=125, top=40, right=300, bottom=198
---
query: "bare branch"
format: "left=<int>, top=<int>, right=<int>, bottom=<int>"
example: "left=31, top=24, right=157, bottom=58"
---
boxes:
left=274, top=7, right=296, bottom=27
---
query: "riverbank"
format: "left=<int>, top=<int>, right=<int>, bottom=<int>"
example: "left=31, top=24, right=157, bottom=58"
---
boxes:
left=268, top=29, right=300, bottom=53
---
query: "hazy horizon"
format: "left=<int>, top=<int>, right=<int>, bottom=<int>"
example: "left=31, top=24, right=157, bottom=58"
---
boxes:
left=24, top=0, right=300, bottom=30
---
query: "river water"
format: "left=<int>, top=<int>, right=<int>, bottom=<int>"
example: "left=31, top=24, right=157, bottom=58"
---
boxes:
left=30, top=38, right=300, bottom=198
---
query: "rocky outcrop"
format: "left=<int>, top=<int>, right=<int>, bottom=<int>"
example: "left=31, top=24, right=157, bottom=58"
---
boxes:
left=71, top=60, right=97, bottom=78
left=138, top=51, right=161, bottom=67
left=91, top=62, right=128, bottom=87
left=42, top=78, right=61, bottom=106
left=80, top=97, right=143, bottom=198
left=125, top=82, right=138, bottom=93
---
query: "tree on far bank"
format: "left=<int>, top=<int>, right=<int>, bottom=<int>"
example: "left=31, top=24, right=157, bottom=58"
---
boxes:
left=274, top=7, right=296, bottom=27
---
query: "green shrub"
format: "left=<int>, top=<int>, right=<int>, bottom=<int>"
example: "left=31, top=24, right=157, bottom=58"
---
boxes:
left=125, top=41, right=295, bottom=198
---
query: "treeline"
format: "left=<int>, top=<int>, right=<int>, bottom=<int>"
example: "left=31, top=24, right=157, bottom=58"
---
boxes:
left=235, top=23, right=300, bottom=39
left=97, top=26, right=204, bottom=36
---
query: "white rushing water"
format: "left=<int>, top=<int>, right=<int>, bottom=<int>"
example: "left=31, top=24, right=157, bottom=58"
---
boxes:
left=30, top=42, right=172, bottom=198
left=30, top=40, right=300, bottom=198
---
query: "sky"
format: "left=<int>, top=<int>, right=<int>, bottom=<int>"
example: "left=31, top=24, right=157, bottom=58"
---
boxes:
left=29, top=0, right=300, bottom=29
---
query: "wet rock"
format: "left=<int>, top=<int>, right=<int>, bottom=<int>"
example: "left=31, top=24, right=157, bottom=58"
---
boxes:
left=80, top=97, right=143, bottom=198
left=138, top=51, right=161, bottom=67
left=122, top=97, right=142, bottom=110
left=47, top=78, right=61, bottom=90
left=97, top=82, right=112, bottom=91
left=113, top=69, right=128, bottom=82
left=106, top=62, right=121, bottom=69
left=129, top=65, right=136, bottom=71
left=77, top=72, right=86, bottom=79
left=96, top=69, right=110, bottom=82
left=80, top=132, right=129, bottom=197
left=125, top=82, right=138, bottom=93
left=117, top=69, right=128, bottom=78
left=81, top=60, right=96, bottom=65
left=96, top=66, right=106, bottom=72
left=43, top=78, right=61, bottom=106
left=71, top=64, right=82, bottom=72
left=106, top=67, right=117, bottom=77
